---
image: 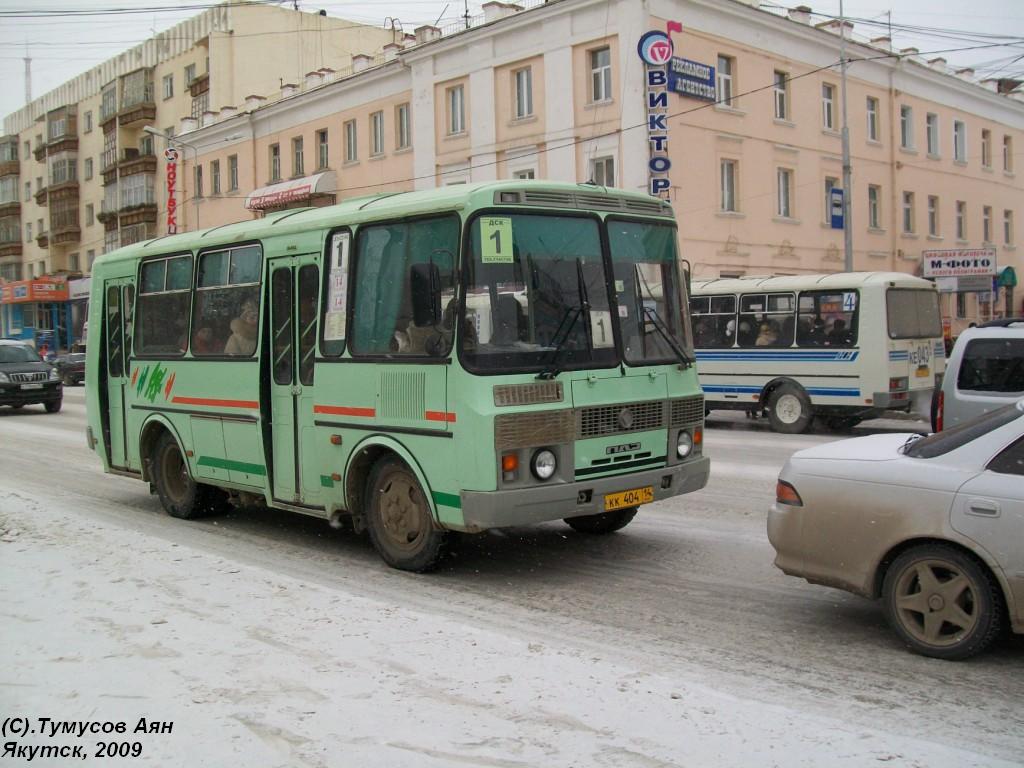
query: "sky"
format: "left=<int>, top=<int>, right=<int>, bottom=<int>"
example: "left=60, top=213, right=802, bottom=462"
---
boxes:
left=0, top=0, right=1022, bottom=127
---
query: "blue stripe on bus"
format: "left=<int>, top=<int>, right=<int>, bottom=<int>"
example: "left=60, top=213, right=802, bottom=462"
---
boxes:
left=888, top=350, right=909, bottom=361
left=702, top=385, right=861, bottom=398
left=933, top=342, right=945, bottom=357
left=696, top=351, right=859, bottom=362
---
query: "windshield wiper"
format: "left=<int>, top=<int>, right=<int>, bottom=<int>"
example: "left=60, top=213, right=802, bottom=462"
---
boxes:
left=634, top=264, right=693, bottom=369
left=536, top=305, right=583, bottom=380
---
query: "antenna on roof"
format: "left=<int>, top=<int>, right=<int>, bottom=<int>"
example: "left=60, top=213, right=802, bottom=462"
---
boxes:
left=463, top=0, right=470, bottom=29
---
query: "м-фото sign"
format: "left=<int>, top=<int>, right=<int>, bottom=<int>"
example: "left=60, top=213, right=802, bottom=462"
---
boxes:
left=922, top=247, right=997, bottom=278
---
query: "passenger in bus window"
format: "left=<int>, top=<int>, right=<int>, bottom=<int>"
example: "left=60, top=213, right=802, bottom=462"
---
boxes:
left=192, top=326, right=217, bottom=355
left=800, top=316, right=826, bottom=346
left=756, top=320, right=780, bottom=346
left=225, top=299, right=259, bottom=356
left=827, top=318, right=851, bottom=346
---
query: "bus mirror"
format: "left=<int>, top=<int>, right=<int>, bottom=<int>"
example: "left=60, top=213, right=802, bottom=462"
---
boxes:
left=681, top=258, right=692, bottom=295
left=411, top=262, right=442, bottom=327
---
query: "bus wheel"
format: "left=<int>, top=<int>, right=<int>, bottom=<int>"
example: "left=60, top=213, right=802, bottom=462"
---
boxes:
left=768, top=384, right=812, bottom=434
left=151, top=431, right=227, bottom=520
left=366, top=458, right=446, bottom=572
left=565, top=507, right=637, bottom=534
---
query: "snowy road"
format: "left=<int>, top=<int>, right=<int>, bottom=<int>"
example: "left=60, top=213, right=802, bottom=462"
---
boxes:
left=1, top=388, right=1021, bottom=767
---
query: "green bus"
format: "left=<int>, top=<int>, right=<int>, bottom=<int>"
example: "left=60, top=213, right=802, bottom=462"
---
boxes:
left=85, top=181, right=709, bottom=571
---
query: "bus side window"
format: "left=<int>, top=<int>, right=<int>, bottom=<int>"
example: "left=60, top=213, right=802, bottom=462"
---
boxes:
left=692, top=294, right=736, bottom=348
left=797, top=291, right=857, bottom=348
left=193, top=245, right=263, bottom=357
left=136, top=254, right=192, bottom=356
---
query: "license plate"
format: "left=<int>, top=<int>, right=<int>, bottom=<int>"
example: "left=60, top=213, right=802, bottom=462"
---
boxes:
left=21, top=382, right=43, bottom=390
left=604, top=486, right=654, bottom=511
left=915, top=366, right=930, bottom=378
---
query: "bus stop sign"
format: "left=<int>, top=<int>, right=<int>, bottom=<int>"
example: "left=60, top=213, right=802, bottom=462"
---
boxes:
left=830, top=188, right=844, bottom=229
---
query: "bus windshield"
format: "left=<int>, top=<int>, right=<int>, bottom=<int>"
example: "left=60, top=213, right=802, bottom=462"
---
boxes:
left=461, top=213, right=617, bottom=374
left=887, top=288, right=942, bottom=339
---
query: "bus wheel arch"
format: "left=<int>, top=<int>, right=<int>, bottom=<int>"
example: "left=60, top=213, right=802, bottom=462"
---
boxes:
left=761, top=378, right=814, bottom=434
left=344, top=437, right=441, bottom=534
left=139, top=415, right=189, bottom=484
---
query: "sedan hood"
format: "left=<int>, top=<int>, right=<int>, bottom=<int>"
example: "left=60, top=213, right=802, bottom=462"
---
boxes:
left=790, top=432, right=916, bottom=463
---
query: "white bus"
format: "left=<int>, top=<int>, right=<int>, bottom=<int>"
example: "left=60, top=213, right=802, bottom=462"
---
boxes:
left=690, top=272, right=945, bottom=433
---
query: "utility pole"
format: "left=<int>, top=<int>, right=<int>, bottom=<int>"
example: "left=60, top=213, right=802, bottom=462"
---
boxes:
left=23, top=44, right=32, bottom=106
left=840, top=0, right=854, bottom=271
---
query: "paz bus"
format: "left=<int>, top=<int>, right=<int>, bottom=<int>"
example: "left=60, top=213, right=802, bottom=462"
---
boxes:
left=690, top=272, right=945, bottom=433
left=85, top=181, right=710, bottom=571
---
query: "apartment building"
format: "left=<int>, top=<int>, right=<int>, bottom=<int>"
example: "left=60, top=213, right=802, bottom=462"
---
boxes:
left=2, top=0, right=1022, bottom=345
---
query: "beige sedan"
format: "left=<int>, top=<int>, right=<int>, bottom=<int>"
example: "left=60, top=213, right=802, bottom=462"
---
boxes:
left=769, top=401, right=1024, bottom=660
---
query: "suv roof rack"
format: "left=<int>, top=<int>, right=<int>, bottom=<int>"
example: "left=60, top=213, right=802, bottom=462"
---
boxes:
left=978, top=318, right=1024, bottom=328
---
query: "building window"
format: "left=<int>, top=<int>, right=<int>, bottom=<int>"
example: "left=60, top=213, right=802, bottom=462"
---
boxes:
left=317, top=129, right=328, bottom=169
left=821, top=83, right=835, bottom=130
left=87, top=250, right=96, bottom=271
left=228, top=154, right=238, bottom=190
left=866, top=97, right=878, bottom=141
left=983, top=205, right=992, bottom=243
left=513, top=67, right=533, bottom=119
left=1005, top=135, right=1014, bottom=172
left=776, top=168, right=793, bottom=218
left=982, top=129, right=992, bottom=168
left=956, top=200, right=966, bottom=240
left=26, top=223, right=31, bottom=242
left=185, top=63, right=196, bottom=86
left=447, top=85, right=465, bottom=135
left=86, top=203, right=94, bottom=226
left=211, top=159, right=221, bottom=195
left=926, top=113, right=939, bottom=155
left=84, top=157, right=93, bottom=180
left=194, top=165, right=203, bottom=199
left=69, top=253, right=80, bottom=272
left=190, top=91, right=209, bottom=120
left=902, top=191, right=915, bottom=234
left=591, top=156, right=615, bottom=187
left=292, top=136, right=304, bottom=176
left=720, top=159, right=737, bottom=212
left=956, top=292, right=967, bottom=319
left=928, top=196, right=939, bottom=237
left=24, top=181, right=30, bottom=201
left=773, top=71, right=788, bottom=120
left=370, top=111, right=384, bottom=156
left=344, top=120, right=357, bottom=162
left=900, top=105, right=913, bottom=149
left=954, top=120, right=966, bottom=162
left=717, top=55, right=734, bottom=106
left=23, top=140, right=30, bottom=160
left=591, top=47, right=612, bottom=102
left=162, top=74, right=174, bottom=100
left=868, top=185, right=881, bottom=229
left=1006, top=210, right=1015, bottom=245
left=396, top=103, right=410, bottom=150
left=823, top=176, right=838, bottom=222
left=269, top=143, right=281, bottom=180
left=84, top=111, right=93, bottom=133
left=513, top=169, right=536, bottom=179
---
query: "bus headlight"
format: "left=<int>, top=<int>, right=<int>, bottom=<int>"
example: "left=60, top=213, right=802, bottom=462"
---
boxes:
left=676, top=431, right=693, bottom=459
left=531, top=449, right=557, bottom=481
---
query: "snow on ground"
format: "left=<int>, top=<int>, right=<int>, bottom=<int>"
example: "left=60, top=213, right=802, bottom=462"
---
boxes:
left=1, top=484, right=1015, bottom=768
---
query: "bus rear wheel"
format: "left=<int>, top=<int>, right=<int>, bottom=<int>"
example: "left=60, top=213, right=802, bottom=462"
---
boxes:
left=565, top=507, right=637, bottom=534
left=366, top=458, right=447, bottom=572
left=768, top=384, right=812, bottom=434
left=151, top=431, right=227, bottom=520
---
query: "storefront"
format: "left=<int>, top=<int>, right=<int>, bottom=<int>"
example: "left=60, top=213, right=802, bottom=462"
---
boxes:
left=0, top=277, right=71, bottom=350
left=68, top=277, right=91, bottom=350
left=244, top=172, right=336, bottom=215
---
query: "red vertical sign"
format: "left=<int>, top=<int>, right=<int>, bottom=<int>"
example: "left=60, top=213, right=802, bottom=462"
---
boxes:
left=164, top=147, right=179, bottom=235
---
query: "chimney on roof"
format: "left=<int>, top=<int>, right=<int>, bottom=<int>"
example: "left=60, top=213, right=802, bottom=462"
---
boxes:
left=403, top=33, right=417, bottom=45
left=351, top=54, right=373, bottom=73
left=383, top=42, right=402, bottom=62
left=281, top=83, right=298, bottom=97
left=220, top=105, right=237, bottom=119
left=482, top=2, right=522, bottom=22
left=318, top=67, right=336, bottom=83
left=202, top=110, right=217, bottom=127
left=180, top=117, right=198, bottom=134
left=787, top=5, right=812, bottom=25
left=414, top=25, right=441, bottom=43
left=870, top=36, right=892, bottom=52
left=244, top=94, right=266, bottom=110
left=816, top=18, right=853, bottom=36
left=305, top=71, right=322, bottom=88
left=928, top=57, right=947, bottom=72
left=979, top=78, right=999, bottom=92
left=900, top=47, right=920, bottom=57
left=955, top=67, right=975, bottom=82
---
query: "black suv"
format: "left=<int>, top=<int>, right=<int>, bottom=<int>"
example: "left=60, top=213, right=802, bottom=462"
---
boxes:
left=0, top=341, right=63, bottom=412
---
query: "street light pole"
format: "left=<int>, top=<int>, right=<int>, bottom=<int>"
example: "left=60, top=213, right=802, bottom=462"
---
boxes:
left=839, top=0, right=854, bottom=272
left=143, top=126, right=199, bottom=232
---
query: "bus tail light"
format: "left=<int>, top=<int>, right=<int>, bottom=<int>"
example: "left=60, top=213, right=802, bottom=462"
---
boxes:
left=776, top=480, right=803, bottom=507
left=889, top=376, right=908, bottom=402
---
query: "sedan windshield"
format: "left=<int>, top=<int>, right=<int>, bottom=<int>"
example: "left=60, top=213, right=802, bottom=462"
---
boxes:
left=0, top=345, right=41, bottom=363
left=461, top=213, right=616, bottom=374
left=904, top=402, right=1023, bottom=458
left=607, top=219, right=693, bottom=366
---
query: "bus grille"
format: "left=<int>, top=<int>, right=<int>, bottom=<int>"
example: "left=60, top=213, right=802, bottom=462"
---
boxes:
left=495, top=409, right=575, bottom=450
left=493, top=381, right=563, bottom=407
left=577, top=400, right=665, bottom=438
left=10, top=372, right=47, bottom=383
left=670, top=396, right=704, bottom=426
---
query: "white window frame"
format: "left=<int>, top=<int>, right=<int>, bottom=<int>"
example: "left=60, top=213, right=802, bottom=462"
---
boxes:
left=866, top=97, right=878, bottom=141
left=396, top=103, right=411, bottom=150
left=773, top=71, right=788, bottom=120
left=513, top=169, right=536, bottom=180
left=317, top=129, right=329, bottom=170
left=956, top=200, right=967, bottom=240
left=513, top=67, right=533, bottom=119
left=928, top=195, right=939, bottom=237
left=228, top=154, right=238, bottom=190
left=1005, top=209, right=1014, bottom=245
left=716, top=55, right=733, bottom=106
left=954, top=121, right=966, bottom=162
left=868, top=185, right=881, bottom=229
left=591, top=156, right=615, bottom=187
left=720, top=159, right=737, bottom=212
left=1004, top=135, right=1014, bottom=173
left=344, top=120, right=358, bottom=162
left=370, top=111, right=384, bottom=156
left=292, top=136, right=304, bottom=176
left=902, top=191, right=915, bottom=234
left=821, top=83, right=835, bottom=130
left=983, top=205, right=992, bottom=243
left=162, top=74, right=173, bottom=100
left=926, top=113, right=939, bottom=156
left=982, top=129, right=992, bottom=168
left=824, top=176, right=838, bottom=222
left=900, top=105, right=913, bottom=149
left=776, top=168, right=793, bottom=218
left=269, top=143, right=281, bottom=181
left=447, top=85, right=465, bottom=135
left=590, top=47, right=612, bottom=103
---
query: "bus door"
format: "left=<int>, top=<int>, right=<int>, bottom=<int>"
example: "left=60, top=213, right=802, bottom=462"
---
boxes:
left=103, top=279, right=134, bottom=469
left=268, top=256, right=323, bottom=507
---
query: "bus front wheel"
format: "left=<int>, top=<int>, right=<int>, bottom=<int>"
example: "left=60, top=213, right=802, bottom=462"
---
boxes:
left=151, top=431, right=227, bottom=520
left=366, top=458, right=447, bottom=572
left=565, top=507, right=637, bottom=534
left=768, top=384, right=812, bottom=434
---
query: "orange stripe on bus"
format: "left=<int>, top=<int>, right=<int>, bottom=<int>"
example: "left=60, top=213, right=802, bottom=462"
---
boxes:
left=171, top=396, right=259, bottom=409
left=424, top=411, right=456, bottom=423
left=313, top=405, right=376, bottom=418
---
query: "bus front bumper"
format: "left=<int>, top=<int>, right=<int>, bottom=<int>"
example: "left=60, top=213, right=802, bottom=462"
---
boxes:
left=455, top=456, right=711, bottom=532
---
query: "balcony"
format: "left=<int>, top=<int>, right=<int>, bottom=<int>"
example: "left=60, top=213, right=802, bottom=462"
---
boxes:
left=0, top=159, right=18, bottom=178
left=46, top=136, right=78, bottom=155
left=119, top=206, right=157, bottom=228
left=0, top=241, right=22, bottom=259
left=118, top=149, right=157, bottom=177
left=0, top=200, right=20, bottom=217
left=50, top=208, right=80, bottom=246
left=34, top=187, right=48, bottom=206
left=118, top=83, right=156, bottom=128
left=189, top=72, right=210, bottom=98
left=33, top=143, right=46, bottom=162
left=36, top=231, right=49, bottom=249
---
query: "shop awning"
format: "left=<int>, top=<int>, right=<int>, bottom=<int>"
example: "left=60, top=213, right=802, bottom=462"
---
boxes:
left=998, top=265, right=1017, bottom=288
left=244, top=171, right=335, bottom=211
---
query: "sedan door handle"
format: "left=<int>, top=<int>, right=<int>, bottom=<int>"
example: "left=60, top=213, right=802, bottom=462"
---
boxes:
left=967, top=499, right=1000, bottom=517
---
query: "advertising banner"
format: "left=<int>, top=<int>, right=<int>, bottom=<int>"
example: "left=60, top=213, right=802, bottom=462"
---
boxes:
left=922, top=247, right=997, bottom=278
